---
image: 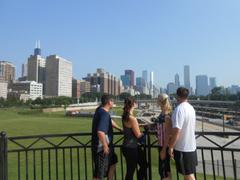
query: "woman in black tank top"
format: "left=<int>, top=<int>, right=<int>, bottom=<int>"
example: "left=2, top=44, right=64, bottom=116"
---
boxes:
left=122, top=97, right=147, bottom=180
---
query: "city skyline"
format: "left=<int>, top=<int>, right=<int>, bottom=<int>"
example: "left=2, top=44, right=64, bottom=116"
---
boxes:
left=1, top=0, right=240, bottom=88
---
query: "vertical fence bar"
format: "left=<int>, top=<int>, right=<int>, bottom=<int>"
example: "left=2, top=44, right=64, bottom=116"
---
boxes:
left=70, top=148, right=73, bottom=180
left=40, top=150, right=44, bottom=180
left=25, top=151, right=29, bottom=180
left=0, top=132, right=8, bottom=180
left=33, top=150, right=36, bottom=180
left=18, top=152, right=21, bottom=180
left=77, top=148, right=80, bottom=180
left=201, top=149, right=206, bottom=180
left=120, top=148, right=124, bottom=180
left=48, top=150, right=51, bottom=180
left=147, top=130, right=152, bottom=180
left=62, top=149, right=66, bottom=180
left=231, top=151, right=236, bottom=180
left=55, top=149, right=59, bottom=180
left=210, top=149, right=216, bottom=180
left=221, top=150, right=226, bottom=179
left=84, top=148, right=88, bottom=180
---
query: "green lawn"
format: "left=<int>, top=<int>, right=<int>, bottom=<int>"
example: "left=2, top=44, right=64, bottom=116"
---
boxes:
left=0, top=108, right=234, bottom=180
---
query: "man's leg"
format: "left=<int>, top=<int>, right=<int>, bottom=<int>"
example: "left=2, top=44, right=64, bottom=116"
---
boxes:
left=184, top=174, right=195, bottom=180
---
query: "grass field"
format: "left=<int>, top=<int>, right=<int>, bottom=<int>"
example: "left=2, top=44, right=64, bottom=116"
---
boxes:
left=0, top=108, right=234, bottom=180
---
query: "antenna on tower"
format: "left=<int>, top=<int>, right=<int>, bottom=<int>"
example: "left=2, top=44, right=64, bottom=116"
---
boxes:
left=34, top=40, right=42, bottom=56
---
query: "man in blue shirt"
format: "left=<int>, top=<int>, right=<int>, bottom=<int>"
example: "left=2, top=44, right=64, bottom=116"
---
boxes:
left=92, top=94, right=122, bottom=180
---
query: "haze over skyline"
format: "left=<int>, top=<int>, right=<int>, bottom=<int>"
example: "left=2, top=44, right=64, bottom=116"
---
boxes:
left=1, top=0, right=240, bottom=88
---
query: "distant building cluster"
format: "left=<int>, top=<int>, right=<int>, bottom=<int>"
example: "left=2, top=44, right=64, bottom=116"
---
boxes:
left=1, top=42, right=240, bottom=101
left=0, top=42, right=123, bottom=101
left=83, top=68, right=121, bottom=97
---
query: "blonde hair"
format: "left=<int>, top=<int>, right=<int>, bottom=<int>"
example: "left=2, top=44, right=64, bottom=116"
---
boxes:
left=158, top=94, right=172, bottom=114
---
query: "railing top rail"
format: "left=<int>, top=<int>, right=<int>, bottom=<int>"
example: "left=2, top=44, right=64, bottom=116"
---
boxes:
left=6, top=131, right=240, bottom=140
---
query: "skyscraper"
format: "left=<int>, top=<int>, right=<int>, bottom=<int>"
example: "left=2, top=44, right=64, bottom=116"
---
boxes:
left=175, top=73, right=180, bottom=88
left=184, top=65, right=190, bottom=91
left=209, top=77, right=216, bottom=92
left=0, top=61, right=15, bottom=82
left=136, top=77, right=143, bottom=92
left=45, top=55, right=72, bottom=97
left=27, top=42, right=46, bottom=93
left=142, top=70, right=148, bottom=87
left=167, top=82, right=176, bottom=95
left=150, top=71, right=154, bottom=97
left=34, top=40, right=41, bottom=56
left=196, top=75, right=209, bottom=96
left=120, top=75, right=130, bottom=88
left=125, top=70, right=135, bottom=87
left=21, top=63, right=28, bottom=77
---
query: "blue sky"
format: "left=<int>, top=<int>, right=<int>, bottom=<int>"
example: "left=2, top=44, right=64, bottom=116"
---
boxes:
left=0, top=0, right=240, bottom=89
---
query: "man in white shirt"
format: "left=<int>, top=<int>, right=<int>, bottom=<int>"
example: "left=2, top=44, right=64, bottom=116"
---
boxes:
left=169, top=87, right=197, bottom=180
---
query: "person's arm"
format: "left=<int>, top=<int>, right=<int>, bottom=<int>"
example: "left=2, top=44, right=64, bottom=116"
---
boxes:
left=97, top=131, right=109, bottom=154
left=130, top=116, right=143, bottom=138
left=168, top=128, right=181, bottom=157
left=111, top=119, right=123, bottom=132
left=168, top=107, right=184, bottom=158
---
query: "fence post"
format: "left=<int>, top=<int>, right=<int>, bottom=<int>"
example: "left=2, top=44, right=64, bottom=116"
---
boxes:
left=0, top=132, right=8, bottom=180
left=146, top=130, right=152, bottom=180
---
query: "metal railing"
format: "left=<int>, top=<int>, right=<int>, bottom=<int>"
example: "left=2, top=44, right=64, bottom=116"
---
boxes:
left=1, top=131, right=240, bottom=180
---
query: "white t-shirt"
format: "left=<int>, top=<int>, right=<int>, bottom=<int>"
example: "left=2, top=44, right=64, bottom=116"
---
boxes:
left=171, top=101, right=196, bottom=152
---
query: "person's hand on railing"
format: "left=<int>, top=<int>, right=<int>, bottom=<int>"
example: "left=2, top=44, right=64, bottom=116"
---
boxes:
left=138, top=133, right=146, bottom=145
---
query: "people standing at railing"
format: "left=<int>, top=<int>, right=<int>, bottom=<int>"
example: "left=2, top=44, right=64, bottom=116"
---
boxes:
left=91, top=94, right=122, bottom=180
left=121, top=96, right=148, bottom=180
left=155, top=93, right=173, bottom=180
left=168, top=87, right=198, bottom=180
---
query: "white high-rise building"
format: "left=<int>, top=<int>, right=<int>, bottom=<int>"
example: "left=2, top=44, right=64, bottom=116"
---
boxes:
left=0, top=81, right=8, bottom=99
left=10, top=81, right=43, bottom=100
left=196, top=75, right=209, bottom=96
left=150, top=71, right=154, bottom=97
left=45, top=55, right=72, bottom=97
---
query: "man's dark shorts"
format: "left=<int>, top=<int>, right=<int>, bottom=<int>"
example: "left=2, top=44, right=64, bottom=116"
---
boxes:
left=174, top=149, right=198, bottom=175
left=93, top=148, right=118, bottom=178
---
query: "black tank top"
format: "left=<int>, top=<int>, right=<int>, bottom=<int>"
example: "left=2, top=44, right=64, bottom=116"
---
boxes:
left=122, top=123, right=138, bottom=148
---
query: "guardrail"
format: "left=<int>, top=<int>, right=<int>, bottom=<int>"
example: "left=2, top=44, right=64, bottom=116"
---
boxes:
left=0, top=131, right=240, bottom=180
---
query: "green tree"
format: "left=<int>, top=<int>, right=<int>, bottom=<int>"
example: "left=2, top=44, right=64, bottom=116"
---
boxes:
left=118, top=92, right=131, bottom=100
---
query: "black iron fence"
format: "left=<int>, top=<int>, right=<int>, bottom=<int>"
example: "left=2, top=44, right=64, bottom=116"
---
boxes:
left=0, top=131, right=240, bottom=180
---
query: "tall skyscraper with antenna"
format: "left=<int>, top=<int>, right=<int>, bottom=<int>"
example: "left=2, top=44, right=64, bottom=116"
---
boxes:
left=27, top=41, right=46, bottom=94
left=34, top=40, right=41, bottom=56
